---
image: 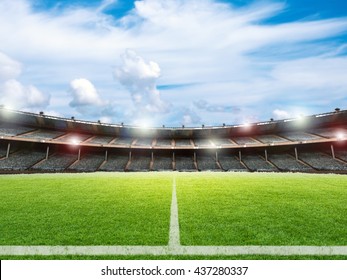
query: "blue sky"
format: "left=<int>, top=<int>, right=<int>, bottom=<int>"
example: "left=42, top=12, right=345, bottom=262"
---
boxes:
left=1, top=0, right=347, bottom=127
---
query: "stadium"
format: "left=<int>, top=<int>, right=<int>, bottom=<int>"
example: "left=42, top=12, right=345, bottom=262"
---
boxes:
left=1, top=106, right=347, bottom=260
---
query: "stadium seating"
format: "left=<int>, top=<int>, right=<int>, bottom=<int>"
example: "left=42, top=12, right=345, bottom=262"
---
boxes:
left=152, top=156, right=173, bottom=171
left=175, top=139, right=192, bottom=147
left=99, top=153, right=129, bottom=171
left=0, top=124, right=34, bottom=136
left=268, top=153, right=312, bottom=172
left=196, top=155, right=221, bottom=171
left=86, top=136, right=115, bottom=145
left=210, top=138, right=236, bottom=146
left=18, top=129, right=65, bottom=140
left=0, top=150, right=46, bottom=171
left=193, top=139, right=213, bottom=147
left=2, top=108, right=347, bottom=174
left=241, top=154, right=277, bottom=172
left=113, top=137, right=133, bottom=146
left=155, top=139, right=172, bottom=146
left=279, top=132, right=322, bottom=142
left=32, top=152, right=77, bottom=172
left=335, top=149, right=347, bottom=161
left=133, top=138, right=153, bottom=146
left=218, top=155, right=247, bottom=171
left=57, top=133, right=92, bottom=143
left=68, top=153, right=105, bottom=172
left=127, top=156, right=150, bottom=171
left=175, top=156, right=196, bottom=171
left=254, top=134, right=288, bottom=144
left=309, top=127, right=347, bottom=139
left=298, top=151, right=347, bottom=171
left=231, top=137, right=259, bottom=145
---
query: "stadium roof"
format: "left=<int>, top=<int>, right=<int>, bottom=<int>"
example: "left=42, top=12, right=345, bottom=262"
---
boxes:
left=1, top=107, right=346, bottom=138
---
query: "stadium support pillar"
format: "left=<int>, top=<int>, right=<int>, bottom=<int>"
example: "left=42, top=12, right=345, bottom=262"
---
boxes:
left=331, top=144, right=335, bottom=159
left=215, top=151, right=218, bottom=162
left=239, top=150, right=242, bottom=162
left=151, top=152, right=154, bottom=161
left=194, top=152, right=196, bottom=162
left=6, top=142, right=10, bottom=158
left=129, top=151, right=132, bottom=161
left=46, top=146, right=50, bottom=160
left=78, top=148, right=81, bottom=161
left=294, top=147, right=298, bottom=161
left=264, top=149, right=268, bottom=161
left=105, top=150, right=108, bottom=161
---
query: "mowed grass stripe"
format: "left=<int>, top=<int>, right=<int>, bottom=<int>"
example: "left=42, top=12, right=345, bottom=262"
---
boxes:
left=0, top=173, right=172, bottom=245
left=176, top=172, right=347, bottom=246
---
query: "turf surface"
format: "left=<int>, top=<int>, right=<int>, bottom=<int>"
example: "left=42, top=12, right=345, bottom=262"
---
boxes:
left=0, top=173, right=172, bottom=245
left=176, top=172, right=347, bottom=246
left=1, top=172, right=347, bottom=260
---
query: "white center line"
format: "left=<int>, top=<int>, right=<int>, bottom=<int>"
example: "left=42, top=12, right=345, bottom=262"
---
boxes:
left=168, top=177, right=180, bottom=248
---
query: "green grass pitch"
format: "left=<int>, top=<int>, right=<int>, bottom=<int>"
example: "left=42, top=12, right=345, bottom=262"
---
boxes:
left=176, top=172, right=347, bottom=246
left=0, top=173, right=172, bottom=245
left=1, top=172, right=347, bottom=259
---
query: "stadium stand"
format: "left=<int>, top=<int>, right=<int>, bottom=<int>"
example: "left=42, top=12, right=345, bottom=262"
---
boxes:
left=113, top=137, right=133, bottom=146
left=175, top=139, right=192, bottom=147
left=210, top=138, right=236, bottom=146
left=86, top=136, right=114, bottom=145
left=0, top=142, right=7, bottom=158
left=279, top=132, right=322, bottom=142
left=255, top=134, right=288, bottom=144
left=298, top=151, right=347, bottom=171
left=218, top=154, right=247, bottom=171
left=0, top=124, right=34, bottom=136
left=232, top=137, right=259, bottom=145
left=175, top=155, right=196, bottom=171
left=1, top=107, right=347, bottom=173
left=68, top=153, right=105, bottom=172
left=18, top=129, right=65, bottom=140
left=334, top=149, right=347, bottom=161
left=57, top=133, right=92, bottom=143
left=33, top=152, right=77, bottom=172
left=133, top=138, right=153, bottom=146
left=268, top=153, right=312, bottom=172
left=152, top=155, right=173, bottom=171
left=155, top=139, right=172, bottom=147
left=99, top=152, right=129, bottom=171
left=196, top=155, right=220, bottom=171
left=193, top=139, right=213, bottom=147
left=309, top=127, right=347, bottom=139
left=0, top=150, right=46, bottom=171
left=241, top=154, right=277, bottom=172
left=127, top=155, right=150, bottom=171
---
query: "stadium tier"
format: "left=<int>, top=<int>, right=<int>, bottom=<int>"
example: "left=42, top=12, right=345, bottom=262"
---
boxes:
left=1, top=107, right=347, bottom=173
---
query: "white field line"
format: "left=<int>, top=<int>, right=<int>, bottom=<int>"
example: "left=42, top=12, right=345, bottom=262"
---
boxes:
left=168, top=177, right=180, bottom=248
left=1, top=177, right=347, bottom=256
left=1, top=246, right=347, bottom=256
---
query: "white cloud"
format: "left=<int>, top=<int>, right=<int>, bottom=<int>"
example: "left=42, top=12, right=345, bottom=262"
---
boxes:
left=0, top=51, right=49, bottom=110
left=0, top=0, right=347, bottom=125
left=0, top=52, right=22, bottom=81
left=69, top=78, right=103, bottom=107
left=273, top=109, right=291, bottom=120
left=114, top=49, right=170, bottom=117
left=0, top=79, right=50, bottom=109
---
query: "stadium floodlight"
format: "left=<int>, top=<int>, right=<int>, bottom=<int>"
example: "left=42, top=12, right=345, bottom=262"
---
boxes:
left=337, top=132, right=345, bottom=141
left=70, top=138, right=80, bottom=145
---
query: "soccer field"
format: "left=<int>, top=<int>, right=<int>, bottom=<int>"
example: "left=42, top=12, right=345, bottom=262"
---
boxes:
left=1, top=172, right=347, bottom=259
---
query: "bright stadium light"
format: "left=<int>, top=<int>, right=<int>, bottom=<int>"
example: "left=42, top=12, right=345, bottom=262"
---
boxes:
left=337, top=132, right=345, bottom=141
left=70, top=138, right=80, bottom=145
